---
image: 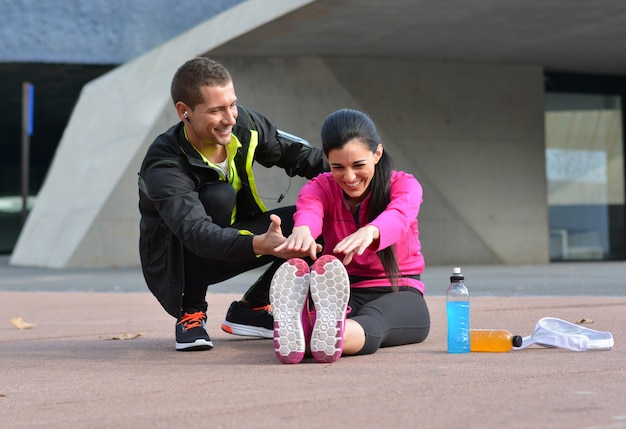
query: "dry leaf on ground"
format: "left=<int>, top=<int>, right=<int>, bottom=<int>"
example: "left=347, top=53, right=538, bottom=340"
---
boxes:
left=577, top=318, right=594, bottom=324
left=9, top=317, right=37, bottom=330
left=99, top=333, right=143, bottom=340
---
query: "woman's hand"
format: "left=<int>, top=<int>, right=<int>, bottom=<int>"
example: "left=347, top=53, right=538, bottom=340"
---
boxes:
left=274, top=225, right=321, bottom=260
left=333, top=225, right=380, bottom=265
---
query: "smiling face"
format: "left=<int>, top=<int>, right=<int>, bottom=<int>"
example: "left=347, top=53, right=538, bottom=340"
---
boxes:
left=177, top=82, right=238, bottom=148
left=327, top=138, right=383, bottom=203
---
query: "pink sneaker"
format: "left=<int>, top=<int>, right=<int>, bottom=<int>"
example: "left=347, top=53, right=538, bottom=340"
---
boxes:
left=309, top=255, right=350, bottom=363
left=270, top=258, right=310, bottom=364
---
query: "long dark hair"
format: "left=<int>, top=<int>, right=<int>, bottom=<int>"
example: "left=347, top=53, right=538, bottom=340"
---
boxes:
left=320, top=108, right=401, bottom=288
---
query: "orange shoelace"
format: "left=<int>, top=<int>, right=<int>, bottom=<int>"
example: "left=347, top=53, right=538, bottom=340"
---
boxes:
left=177, top=311, right=205, bottom=329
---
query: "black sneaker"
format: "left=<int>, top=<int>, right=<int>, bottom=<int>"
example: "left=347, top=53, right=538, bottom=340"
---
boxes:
left=221, top=301, right=273, bottom=339
left=175, top=310, right=214, bottom=351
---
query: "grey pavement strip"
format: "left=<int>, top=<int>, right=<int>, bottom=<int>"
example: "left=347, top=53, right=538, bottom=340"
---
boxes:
left=1, top=256, right=625, bottom=296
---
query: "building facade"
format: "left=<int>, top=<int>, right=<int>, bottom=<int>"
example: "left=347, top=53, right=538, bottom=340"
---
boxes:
left=2, top=0, right=625, bottom=267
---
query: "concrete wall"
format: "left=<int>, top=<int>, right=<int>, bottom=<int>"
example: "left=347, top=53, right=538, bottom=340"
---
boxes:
left=220, top=57, right=549, bottom=265
left=10, top=2, right=549, bottom=268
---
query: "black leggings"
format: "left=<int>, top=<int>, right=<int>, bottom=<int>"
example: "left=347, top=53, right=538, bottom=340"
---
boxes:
left=348, top=287, right=430, bottom=355
left=181, top=181, right=295, bottom=311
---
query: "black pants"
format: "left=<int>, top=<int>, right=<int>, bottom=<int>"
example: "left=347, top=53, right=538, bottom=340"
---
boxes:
left=181, top=181, right=295, bottom=312
left=348, top=287, right=430, bottom=355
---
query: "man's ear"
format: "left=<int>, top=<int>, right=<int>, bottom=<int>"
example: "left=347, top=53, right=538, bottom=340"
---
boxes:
left=175, top=102, right=188, bottom=121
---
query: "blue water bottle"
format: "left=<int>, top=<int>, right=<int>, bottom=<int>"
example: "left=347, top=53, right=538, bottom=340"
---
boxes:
left=447, top=267, right=470, bottom=353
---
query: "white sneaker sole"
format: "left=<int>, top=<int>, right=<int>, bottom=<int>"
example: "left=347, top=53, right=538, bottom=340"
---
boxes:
left=175, top=338, right=214, bottom=351
left=310, top=255, right=350, bottom=363
left=221, top=321, right=273, bottom=339
left=270, top=258, right=310, bottom=364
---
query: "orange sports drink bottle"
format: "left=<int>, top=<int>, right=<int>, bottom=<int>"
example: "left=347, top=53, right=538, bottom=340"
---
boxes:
left=470, top=329, right=522, bottom=352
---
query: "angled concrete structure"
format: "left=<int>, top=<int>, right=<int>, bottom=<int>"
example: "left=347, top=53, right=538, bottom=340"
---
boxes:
left=10, top=0, right=315, bottom=268
left=11, top=0, right=626, bottom=268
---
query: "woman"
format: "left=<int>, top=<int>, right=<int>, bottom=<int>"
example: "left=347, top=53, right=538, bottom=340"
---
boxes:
left=271, top=108, right=430, bottom=364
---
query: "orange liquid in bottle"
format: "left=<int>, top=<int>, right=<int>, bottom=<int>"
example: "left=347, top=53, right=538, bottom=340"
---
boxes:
left=470, top=329, right=522, bottom=352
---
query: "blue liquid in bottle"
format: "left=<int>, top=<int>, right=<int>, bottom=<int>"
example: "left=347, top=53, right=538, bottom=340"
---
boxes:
left=446, top=267, right=470, bottom=353
left=447, top=301, right=470, bottom=353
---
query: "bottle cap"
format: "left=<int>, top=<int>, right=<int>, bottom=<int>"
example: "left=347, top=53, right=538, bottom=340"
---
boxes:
left=450, top=267, right=464, bottom=281
left=512, top=335, right=523, bottom=348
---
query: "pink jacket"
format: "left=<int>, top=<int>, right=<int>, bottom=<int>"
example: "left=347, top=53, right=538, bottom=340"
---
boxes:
left=293, top=170, right=425, bottom=293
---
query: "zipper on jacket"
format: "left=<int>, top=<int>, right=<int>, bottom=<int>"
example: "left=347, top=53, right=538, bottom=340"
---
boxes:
left=343, top=196, right=362, bottom=227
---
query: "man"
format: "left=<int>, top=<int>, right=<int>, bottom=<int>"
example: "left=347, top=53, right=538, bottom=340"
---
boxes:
left=138, top=57, right=327, bottom=351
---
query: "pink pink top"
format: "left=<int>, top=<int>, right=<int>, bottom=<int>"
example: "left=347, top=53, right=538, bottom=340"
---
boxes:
left=294, top=170, right=425, bottom=293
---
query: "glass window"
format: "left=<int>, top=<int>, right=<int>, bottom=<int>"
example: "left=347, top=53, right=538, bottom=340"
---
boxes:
left=545, top=93, right=624, bottom=260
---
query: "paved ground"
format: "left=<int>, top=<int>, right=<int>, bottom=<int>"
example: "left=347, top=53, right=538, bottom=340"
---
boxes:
left=1, top=256, right=625, bottom=428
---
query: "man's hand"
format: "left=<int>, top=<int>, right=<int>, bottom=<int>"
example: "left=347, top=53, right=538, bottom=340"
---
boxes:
left=253, top=215, right=321, bottom=259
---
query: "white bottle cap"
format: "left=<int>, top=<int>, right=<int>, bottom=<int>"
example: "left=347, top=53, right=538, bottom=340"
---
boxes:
left=453, top=267, right=462, bottom=274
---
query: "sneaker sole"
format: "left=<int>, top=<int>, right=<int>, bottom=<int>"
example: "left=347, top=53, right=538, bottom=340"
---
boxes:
left=221, top=321, right=273, bottom=339
left=310, top=255, right=350, bottom=363
left=175, top=339, right=214, bottom=351
left=270, top=259, right=310, bottom=364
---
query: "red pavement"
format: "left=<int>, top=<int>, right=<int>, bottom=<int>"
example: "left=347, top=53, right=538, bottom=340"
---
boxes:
left=1, top=291, right=624, bottom=428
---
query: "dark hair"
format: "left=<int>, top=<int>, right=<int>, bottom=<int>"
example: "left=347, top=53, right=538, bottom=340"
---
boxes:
left=170, top=57, right=232, bottom=109
left=320, top=108, right=401, bottom=288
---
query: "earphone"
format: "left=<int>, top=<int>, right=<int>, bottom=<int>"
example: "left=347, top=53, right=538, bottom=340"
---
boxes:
left=183, top=111, right=188, bottom=119
left=240, top=175, right=289, bottom=203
